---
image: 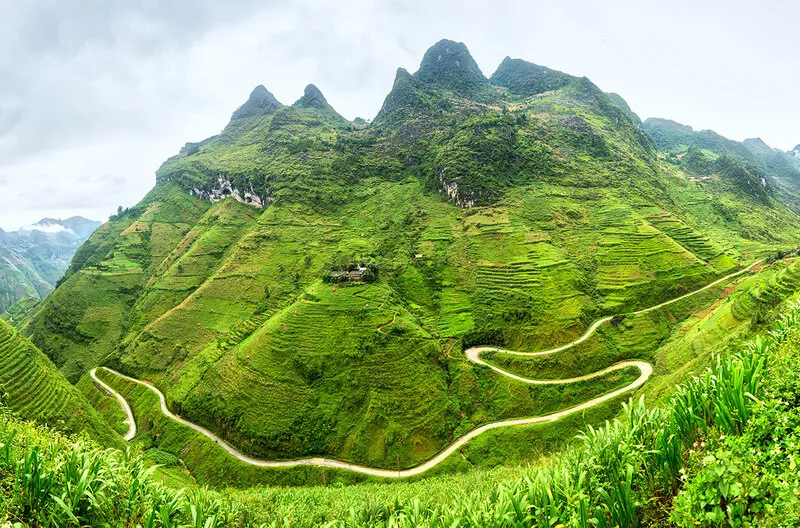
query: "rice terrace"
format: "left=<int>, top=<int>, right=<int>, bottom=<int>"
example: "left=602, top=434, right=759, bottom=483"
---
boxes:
left=3, top=3, right=800, bottom=526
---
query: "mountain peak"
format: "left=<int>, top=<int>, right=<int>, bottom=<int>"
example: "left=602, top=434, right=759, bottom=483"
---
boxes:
left=293, top=84, right=329, bottom=109
left=490, top=57, right=575, bottom=96
left=643, top=118, right=694, bottom=134
left=413, top=39, right=488, bottom=95
left=230, top=85, right=282, bottom=120
left=374, top=68, right=422, bottom=123
left=791, top=145, right=800, bottom=159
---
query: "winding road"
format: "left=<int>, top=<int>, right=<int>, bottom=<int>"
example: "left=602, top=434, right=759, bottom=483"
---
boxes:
left=89, top=367, right=137, bottom=441
left=90, top=259, right=761, bottom=478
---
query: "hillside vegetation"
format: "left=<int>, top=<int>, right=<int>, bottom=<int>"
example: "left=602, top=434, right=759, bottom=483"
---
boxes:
left=16, top=39, right=800, bottom=478
left=4, top=301, right=800, bottom=527
left=643, top=118, right=800, bottom=214
left=0, top=217, right=100, bottom=314
left=0, top=318, right=120, bottom=447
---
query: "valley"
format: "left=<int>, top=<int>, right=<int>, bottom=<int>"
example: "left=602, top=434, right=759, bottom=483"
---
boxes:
left=87, top=257, right=772, bottom=478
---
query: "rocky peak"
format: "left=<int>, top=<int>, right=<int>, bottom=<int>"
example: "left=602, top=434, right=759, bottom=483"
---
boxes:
left=293, top=84, right=329, bottom=109
left=791, top=145, right=800, bottom=160
left=374, top=68, right=422, bottom=122
left=413, top=39, right=488, bottom=95
left=230, top=85, right=282, bottom=120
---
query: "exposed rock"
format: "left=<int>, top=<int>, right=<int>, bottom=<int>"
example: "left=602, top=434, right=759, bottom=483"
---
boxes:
left=437, top=166, right=475, bottom=208
left=189, top=175, right=271, bottom=209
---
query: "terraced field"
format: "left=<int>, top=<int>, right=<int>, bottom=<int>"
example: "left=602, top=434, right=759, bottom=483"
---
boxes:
left=21, top=44, right=800, bottom=484
left=94, top=258, right=788, bottom=481
left=0, top=319, right=119, bottom=444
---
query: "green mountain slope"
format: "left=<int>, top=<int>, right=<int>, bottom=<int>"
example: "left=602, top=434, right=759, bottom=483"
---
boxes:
left=0, top=317, right=120, bottom=445
left=19, top=40, right=800, bottom=472
left=0, top=243, right=52, bottom=312
left=643, top=118, right=800, bottom=213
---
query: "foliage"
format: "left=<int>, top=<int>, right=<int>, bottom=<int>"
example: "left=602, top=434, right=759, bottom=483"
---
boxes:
left=7, top=302, right=800, bottom=526
left=15, top=40, right=800, bottom=482
left=0, top=318, right=120, bottom=447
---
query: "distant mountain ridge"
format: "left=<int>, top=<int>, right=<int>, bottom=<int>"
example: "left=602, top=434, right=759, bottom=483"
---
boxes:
left=0, top=216, right=100, bottom=314
left=643, top=118, right=800, bottom=211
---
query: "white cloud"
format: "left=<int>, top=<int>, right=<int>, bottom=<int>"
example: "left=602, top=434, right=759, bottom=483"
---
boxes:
left=19, top=223, right=73, bottom=234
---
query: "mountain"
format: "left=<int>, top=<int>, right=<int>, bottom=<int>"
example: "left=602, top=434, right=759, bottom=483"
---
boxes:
left=0, top=217, right=100, bottom=314
left=643, top=118, right=800, bottom=212
left=17, top=40, right=800, bottom=475
left=489, top=56, right=576, bottom=97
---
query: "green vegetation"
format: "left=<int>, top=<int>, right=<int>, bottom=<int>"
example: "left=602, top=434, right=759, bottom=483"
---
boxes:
left=6, top=302, right=800, bottom=526
left=643, top=118, right=800, bottom=215
left=0, top=318, right=120, bottom=447
left=11, top=39, right=800, bottom=485
left=0, top=217, right=100, bottom=313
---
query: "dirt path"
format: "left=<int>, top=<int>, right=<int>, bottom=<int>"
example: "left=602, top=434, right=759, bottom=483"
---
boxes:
left=93, top=260, right=762, bottom=478
left=376, top=312, right=397, bottom=334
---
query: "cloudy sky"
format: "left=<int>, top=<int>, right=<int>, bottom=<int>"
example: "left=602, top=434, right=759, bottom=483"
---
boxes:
left=1, top=0, right=798, bottom=229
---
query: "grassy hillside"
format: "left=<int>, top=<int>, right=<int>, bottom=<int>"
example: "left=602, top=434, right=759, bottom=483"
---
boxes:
left=81, top=256, right=799, bottom=488
left=18, top=40, right=800, bottom=476
left=0, top=318, right=121, bottom=446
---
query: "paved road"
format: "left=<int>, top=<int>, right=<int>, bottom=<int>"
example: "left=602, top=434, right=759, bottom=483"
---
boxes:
left=95, top=362, right=650, bottom=478
left=89, top=368, right=137, bottom=441
left=93, top=260, right=760, bottom=478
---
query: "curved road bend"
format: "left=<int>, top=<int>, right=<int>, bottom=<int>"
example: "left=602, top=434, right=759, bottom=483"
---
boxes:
left=89, top=367, right=137, bottom=441
left=94, top=362, right=650, bottom=478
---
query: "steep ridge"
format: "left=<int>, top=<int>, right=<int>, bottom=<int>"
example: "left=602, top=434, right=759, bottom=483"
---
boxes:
left=19, top=40, right=800, bottom=471
left=643, top=118, right=800, bottom=213
left=0, top=217, right=100, bottom=312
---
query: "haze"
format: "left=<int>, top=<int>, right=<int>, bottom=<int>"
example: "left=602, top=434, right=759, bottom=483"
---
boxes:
left=1, top=0, right=798, bottom=229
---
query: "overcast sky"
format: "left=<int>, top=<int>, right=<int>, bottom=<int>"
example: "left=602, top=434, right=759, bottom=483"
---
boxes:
left=1, top=0, right=798, bottom=229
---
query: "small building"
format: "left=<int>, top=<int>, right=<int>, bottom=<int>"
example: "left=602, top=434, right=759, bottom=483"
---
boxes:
left=330, top=266, right=368, bottom=282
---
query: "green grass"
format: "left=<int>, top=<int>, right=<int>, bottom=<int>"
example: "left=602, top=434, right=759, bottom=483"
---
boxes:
left=5, top=298, right=800, bottom=526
